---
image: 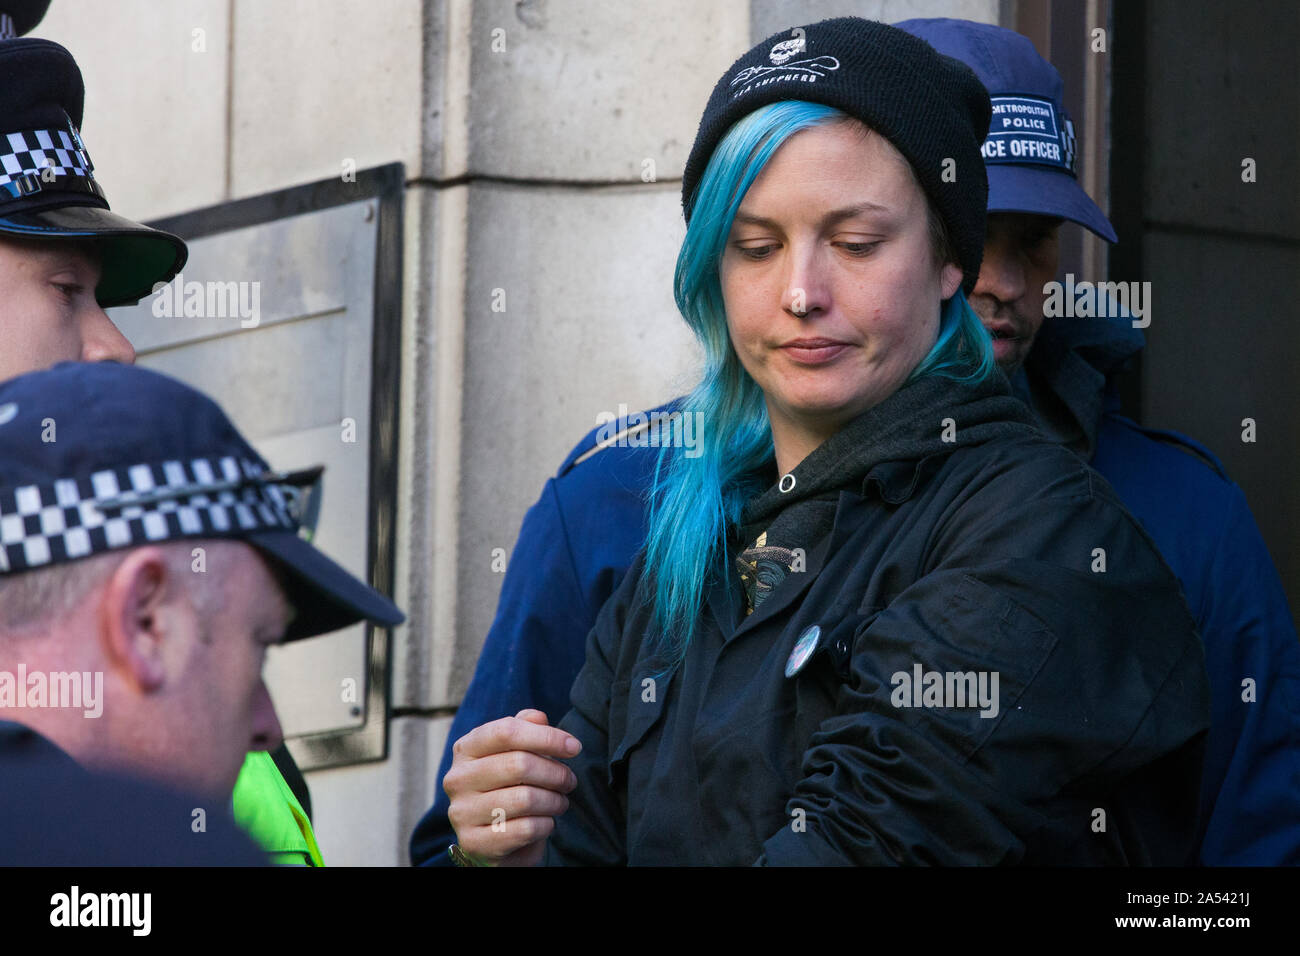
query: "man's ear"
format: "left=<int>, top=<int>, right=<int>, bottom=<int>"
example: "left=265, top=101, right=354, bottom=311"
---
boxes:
left=98, top=547, right=175, bottom=693
left=940, top=261, right=963, bottom=301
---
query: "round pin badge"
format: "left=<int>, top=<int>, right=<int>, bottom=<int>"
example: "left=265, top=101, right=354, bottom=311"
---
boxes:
left=785, top=624, right=821, bottom=678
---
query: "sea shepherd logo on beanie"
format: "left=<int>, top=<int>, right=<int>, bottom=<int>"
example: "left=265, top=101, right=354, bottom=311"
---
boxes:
left=729, top=33, right=841, bottom=99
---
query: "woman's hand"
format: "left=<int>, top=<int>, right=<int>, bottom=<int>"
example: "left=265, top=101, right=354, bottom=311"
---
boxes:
left=444, top=709, right=582, bottom=866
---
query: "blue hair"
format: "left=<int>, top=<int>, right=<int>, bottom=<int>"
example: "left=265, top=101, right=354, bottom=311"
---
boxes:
left=643, top=100, right=995, bottom=668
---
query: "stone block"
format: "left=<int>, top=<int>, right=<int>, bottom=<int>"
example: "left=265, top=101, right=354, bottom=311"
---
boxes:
left=467, top=0, right=750, bottom=181
left=32, top=0, right=230, bottom=220
left=229, top=0, right=425, bottom=197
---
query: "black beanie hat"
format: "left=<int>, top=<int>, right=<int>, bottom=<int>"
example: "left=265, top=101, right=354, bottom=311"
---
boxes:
left=681, top=17, right=992, bottom=293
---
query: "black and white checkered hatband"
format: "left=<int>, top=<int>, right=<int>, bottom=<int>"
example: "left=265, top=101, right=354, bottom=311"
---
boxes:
left=0, top=455, right=306, bottom=574
left=0, top=123, right=103, bottom=202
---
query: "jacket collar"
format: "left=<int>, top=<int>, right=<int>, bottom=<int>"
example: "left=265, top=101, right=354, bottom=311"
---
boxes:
left=740, top=373, right=1036, bottom=538
left=1018, top=312, right=1144, bottom=458
left=860, top=452, right=949, bottom=505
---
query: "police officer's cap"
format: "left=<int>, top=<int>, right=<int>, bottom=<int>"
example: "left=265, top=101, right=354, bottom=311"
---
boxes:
left=0, top=10, right=187, bottom=307
left=0, top=362, right=405, bottom=641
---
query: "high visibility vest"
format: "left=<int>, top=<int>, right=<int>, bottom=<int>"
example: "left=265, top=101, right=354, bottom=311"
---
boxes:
left=231, top=751, right=324, bottom=866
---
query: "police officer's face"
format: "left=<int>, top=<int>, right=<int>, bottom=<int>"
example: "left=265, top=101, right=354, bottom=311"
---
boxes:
left=969, top=213, right=1063, bottom=372
left=719, top=122, right=963, bottom=446
left=0, top=234, right=136, bottom=382
left=155, top=542, right=290, bottom=800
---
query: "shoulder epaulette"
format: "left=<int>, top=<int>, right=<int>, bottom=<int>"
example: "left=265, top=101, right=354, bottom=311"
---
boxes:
left=1111, top=415, right=1229, bottom=480
left=557, top=400, right=684, bottom=479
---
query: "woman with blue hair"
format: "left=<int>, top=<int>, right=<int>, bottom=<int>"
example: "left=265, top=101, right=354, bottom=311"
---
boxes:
left=444, top=17, right=1209, bottom=866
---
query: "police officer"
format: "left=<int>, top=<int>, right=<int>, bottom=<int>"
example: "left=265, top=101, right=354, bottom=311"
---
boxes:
left=0, top=361, right=405, bottom=864
left=0, top=11, right=324, bottom=863
left=897, top=17, right=1300, bottom=865
left=412, top=17, right=1300, bottom=865
left=0, top=11, right=177, bottom=381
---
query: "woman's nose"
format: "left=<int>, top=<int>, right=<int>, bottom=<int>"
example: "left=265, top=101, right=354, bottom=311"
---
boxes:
left=781, top=243, right=830, bottom=317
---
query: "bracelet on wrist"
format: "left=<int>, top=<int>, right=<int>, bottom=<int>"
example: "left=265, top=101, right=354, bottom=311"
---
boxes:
left=448, top=843, right=489, bottom=867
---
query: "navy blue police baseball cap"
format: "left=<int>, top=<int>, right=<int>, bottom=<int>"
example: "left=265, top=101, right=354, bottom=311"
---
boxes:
left=0, top=362, right=404, bottom=641
left=895, top=18, right=1117, bottom=243
left=0, top=19, right=187, bottom=307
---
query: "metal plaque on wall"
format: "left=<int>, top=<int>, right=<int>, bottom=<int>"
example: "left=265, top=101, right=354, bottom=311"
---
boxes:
left=108, top=164, right=403, bottom=770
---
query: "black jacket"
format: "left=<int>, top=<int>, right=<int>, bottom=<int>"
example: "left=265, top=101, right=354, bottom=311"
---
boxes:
left=545, top=374, right=1210, bottom=865
left=0, top=721, right=266, bottom=865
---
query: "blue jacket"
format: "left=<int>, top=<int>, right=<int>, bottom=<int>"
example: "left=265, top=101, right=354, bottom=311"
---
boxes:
left=412, top=318, right=1300, bottom=865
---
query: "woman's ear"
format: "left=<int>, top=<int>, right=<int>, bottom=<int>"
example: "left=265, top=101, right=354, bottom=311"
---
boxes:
left=98, top=547, right=174, bottom=693
left=940, top=262, right=963, bottom=301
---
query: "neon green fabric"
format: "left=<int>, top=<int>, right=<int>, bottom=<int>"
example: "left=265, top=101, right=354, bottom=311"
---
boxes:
left=231, top=750, right=324, bottom=866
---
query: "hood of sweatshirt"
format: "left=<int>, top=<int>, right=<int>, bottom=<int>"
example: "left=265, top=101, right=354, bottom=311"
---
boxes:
left=734, top=372, right=1039, bottom=568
